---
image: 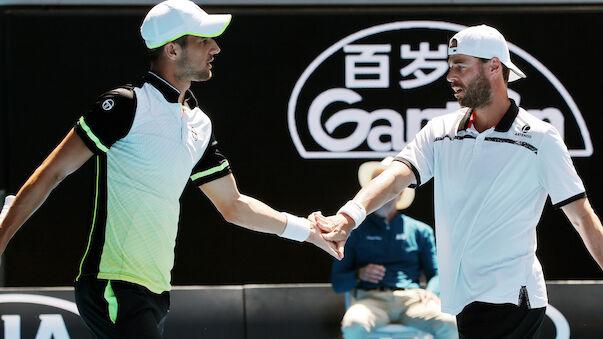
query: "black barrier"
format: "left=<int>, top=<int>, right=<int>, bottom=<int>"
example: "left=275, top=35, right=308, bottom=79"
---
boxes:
left=244, top=284, right=345, bottom=339
left=0, top=282, right=601, bottom=338
left=0, top=6, right=601, bottom=289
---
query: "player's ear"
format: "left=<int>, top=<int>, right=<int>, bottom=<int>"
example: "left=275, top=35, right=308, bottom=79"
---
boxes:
left=489, top=57, right=502, bottom=76
left=163, top=42, right=181, bottom=61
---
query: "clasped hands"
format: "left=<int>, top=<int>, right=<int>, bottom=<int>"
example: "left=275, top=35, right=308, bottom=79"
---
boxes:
left=304, top=211, right=355, bottom=260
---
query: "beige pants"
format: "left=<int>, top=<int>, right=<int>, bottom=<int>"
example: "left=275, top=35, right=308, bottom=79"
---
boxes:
left=341, top=289, right=458, bottom=339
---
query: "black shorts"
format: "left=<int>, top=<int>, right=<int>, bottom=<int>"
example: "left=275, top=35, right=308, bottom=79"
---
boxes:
left=456, top=301, right=546, bottom=339
left=74, top=276, right=170, bottom=339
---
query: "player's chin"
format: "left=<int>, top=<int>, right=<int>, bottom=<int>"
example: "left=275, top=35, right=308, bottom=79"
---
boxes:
left=194, top=70, right=212, bottom=82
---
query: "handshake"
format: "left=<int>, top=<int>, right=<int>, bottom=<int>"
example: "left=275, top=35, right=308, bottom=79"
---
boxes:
left=285, top=201, right=367, bottom=260
left=0, top=195, right=15, bottom=227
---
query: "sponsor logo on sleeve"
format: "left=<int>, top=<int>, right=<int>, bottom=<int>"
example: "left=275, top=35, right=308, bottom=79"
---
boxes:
left=101, top=99, right=115, bottom=111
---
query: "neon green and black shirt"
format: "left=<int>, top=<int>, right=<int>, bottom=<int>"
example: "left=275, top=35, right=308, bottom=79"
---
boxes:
left=74, top=72, right=231, bottom=294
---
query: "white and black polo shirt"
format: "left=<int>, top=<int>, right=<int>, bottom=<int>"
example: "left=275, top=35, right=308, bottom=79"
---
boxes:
left=74, top=72, right=231, bottom=294
left=397, top=99, right=585, bottom=315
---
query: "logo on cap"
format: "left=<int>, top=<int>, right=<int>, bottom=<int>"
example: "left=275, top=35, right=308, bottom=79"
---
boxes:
left=101, top=99, right=115, bottom=111
left=449, top=38, right=458, bottom=48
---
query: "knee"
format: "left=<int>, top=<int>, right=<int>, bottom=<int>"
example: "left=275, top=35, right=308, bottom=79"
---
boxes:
left=341, top=323, right=369, bottom=339
left=341, top=309, right=373, bottom=339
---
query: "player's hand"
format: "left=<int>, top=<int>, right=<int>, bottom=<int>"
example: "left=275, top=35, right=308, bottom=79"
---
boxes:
left=0, top=195, right=16, bottom=266
left=305, top=214, right=342, bottom=260
left=358, top=264, right=386, bottom=284
left=311, top=211, right=353, bottom=258
left=415, top=289, right=441, bottom=304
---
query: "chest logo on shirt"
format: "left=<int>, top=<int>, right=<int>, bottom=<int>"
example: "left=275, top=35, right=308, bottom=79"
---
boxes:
left=514, top=124, right=532, bottom=139
left=365, top=236, right=382, bottom=241
left=101, top=99, right=115, bottom=111
left=521, top=124, right=531, bottom=133
left=396, top=233, right=407, bottom=240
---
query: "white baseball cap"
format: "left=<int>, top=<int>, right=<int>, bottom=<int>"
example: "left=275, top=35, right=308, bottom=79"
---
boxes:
left=448, top=25, right=526, bottom=82
left=141, top=0, right=232, bottom=49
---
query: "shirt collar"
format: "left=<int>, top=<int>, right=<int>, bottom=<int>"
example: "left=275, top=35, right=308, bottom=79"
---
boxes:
left=145, top=71, right=198, bottom=108
left=457, top=99, right=519, bottom=133
left=494, top=99, right=519, bottom=132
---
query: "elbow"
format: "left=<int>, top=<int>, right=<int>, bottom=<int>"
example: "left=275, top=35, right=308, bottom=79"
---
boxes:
left=218, top=199, right=244, bottom=225
left=49, top=171, right=68, bottom=190
left=220, top=206, right=238, bottom=225
left=29, top=165, right=66, bottom=192
left=569, top=210, right=594, bottom=234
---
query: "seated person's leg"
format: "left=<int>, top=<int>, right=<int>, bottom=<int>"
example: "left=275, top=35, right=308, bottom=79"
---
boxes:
left=395, top=289, right=458, bottom=339
left=341, top=293, right=390, bottom=339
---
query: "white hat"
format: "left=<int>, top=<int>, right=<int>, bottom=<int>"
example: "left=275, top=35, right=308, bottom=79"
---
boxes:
left=358, top=157, right=416, bottom=210
left=141, top=0, right=232, bottom=49
left=448, top=24, right=526, bottom=82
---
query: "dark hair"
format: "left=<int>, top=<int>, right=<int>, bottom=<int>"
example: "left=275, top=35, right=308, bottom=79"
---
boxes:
left=480, top=58, right=510, bottom=83
left=148, top=35, right=188, bottom=64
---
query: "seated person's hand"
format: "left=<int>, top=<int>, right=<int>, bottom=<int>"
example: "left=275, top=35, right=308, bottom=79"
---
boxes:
left=358, top=264, right=386, bottom=284
left=415, top=288, right=440, bottom=304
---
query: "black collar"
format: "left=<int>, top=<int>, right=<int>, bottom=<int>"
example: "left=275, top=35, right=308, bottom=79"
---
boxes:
left=494, top=99, right=519, bottom=132
left=145, top=72, right=198, bottom=108
left=457, top=99, right=519, bottom=133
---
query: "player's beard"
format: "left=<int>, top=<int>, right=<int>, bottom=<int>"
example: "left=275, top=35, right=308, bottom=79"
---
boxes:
left=177, top=53, right=211, bottom=82
left=457, top=68, right=492, bottom=109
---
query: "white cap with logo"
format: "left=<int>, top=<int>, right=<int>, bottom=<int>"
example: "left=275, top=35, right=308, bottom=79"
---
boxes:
left=448, top=24, right=526, bottom=82
left=141, top=0, right=232, bottom=49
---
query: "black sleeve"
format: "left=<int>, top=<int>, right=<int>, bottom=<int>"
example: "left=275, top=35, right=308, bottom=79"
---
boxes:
left=74, top=86, right=136, bottom=154
left=190, top=135, right=232, bottom=185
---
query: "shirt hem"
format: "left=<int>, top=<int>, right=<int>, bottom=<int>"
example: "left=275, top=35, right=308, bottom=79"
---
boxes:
left=552, top=192, right=586, bottom=210
left=394, top=157, right=421, bottom=187
left=443, top=294, right=548, bottom=315
left=97, top=272, right=170, bottom=294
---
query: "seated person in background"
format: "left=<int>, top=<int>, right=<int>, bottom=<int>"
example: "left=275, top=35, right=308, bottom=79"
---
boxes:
left=331, top=157, right=457, bottom=339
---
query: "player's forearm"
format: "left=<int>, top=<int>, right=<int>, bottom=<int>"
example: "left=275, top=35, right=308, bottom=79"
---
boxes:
left=353, top=162, right=413, bottom=214
left=574, top=211, right=603, bottom=269
left=221, top=194, right=287, bottom=235
left=0, top=165, right=63, bottom=252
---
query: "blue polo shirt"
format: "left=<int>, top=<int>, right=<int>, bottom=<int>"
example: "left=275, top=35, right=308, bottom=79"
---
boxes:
left=331, top=213, right=439, bottom=294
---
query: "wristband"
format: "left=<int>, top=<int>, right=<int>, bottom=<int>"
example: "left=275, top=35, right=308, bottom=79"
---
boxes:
left=337, top=200, right=366, bottom=230
left=0, top=195, right=16, bottom=224
left=279, top=213, right=311, bottom=242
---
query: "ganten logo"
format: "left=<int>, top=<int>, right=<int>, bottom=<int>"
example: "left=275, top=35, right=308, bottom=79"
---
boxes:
left=288, top=21, right=593, bottom=159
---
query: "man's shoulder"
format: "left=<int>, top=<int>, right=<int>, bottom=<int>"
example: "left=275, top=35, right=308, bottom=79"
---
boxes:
left=515, top=107, right=557, bottom=135
left=92, top=84, right=138, bottom=109
left=513, top=107, right=564, bottom=148
left=106, top=85, right=136, bottom=96
left=422, top=107, right=471, bottom=134
left=87, top=85, right=138, bottom=119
